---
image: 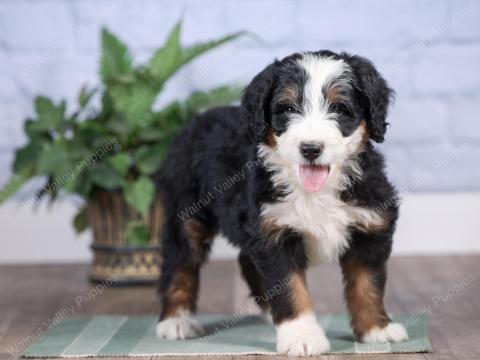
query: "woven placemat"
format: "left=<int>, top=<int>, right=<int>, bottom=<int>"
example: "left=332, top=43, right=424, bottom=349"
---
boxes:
left=23, top=313, right=431, bottom=357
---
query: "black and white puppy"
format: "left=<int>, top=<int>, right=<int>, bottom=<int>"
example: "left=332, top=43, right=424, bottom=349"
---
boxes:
left=155, top=50, right=408, bottom=356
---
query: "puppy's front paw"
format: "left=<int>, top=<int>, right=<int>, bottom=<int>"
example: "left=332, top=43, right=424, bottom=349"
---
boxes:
left=362, top=322, right=409, bottom=343
left=276, top=312, right=330, bottom=356
left=278, top=331, right=330, bottom=357
left=156, top=310, right=204, bottom=340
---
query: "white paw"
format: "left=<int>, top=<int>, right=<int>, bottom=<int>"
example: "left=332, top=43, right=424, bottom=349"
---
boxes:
left=276, top=312, right=330, bottom=356
left=156, top=310, right=204, bottom=340
left=362, top=322, right=409, bottom=343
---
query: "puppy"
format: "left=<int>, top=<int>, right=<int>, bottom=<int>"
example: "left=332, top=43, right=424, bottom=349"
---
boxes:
left=155, top=50, right=408, bottom=356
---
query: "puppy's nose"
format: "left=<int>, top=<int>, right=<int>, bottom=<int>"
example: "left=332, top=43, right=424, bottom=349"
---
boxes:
left=300, top=142, right=323, bottom=161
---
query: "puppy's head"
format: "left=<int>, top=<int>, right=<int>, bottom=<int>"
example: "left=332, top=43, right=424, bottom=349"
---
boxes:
left=243, top=51, right=393, bottom=193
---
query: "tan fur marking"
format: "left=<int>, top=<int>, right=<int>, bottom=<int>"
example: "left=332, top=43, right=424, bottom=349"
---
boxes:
left=182, top=218, right=213, bottom=264
left=355, top=218, right=389, bottom=233
left=326, top=84, right=341, bottom=103
left=350, top=207, right=389, bottom=233
left=356, top=120, right=369, bottom=153
left=278, top=85, right=299, bottom=104
left=326, top=83, right=350, bottom=104
left=290, top=272, right=314, bottom=316
left=163, top=265, right=199, bottom=318
left=359, top=120, right=369, bottom=142
left=342, top=259, right=389, bottom=338
left=265, top=128, right=277, bottom=148
left=273, top=271, right=314, bottom=324
left=259, top=218, right=288, bottom=243
left=161, top=218, right=212, bottom=319
left=183, top=218, right=212, bottom=246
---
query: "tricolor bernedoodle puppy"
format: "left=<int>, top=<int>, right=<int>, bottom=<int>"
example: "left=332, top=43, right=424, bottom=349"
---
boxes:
left=155, top=50, right=409, bottom=356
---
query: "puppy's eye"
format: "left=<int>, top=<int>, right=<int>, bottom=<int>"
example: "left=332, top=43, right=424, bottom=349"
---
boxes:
left=331, top=103, right=351, bottom=116
left=275, top=105, right=298, bottom=115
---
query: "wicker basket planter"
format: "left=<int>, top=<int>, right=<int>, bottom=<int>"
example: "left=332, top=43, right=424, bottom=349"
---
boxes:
left=87, top=191, right=164, bottom=285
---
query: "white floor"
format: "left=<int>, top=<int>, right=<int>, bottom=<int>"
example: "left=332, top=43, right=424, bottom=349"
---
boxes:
left=1, top=192, right=479, bottom=264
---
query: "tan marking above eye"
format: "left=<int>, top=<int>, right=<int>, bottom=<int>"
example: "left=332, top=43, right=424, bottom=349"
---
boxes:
left=325, top=83, right=351, bottom=105
left=278, top=85, right=299, bottom=104
left=327, top=85, right=341, bottom=103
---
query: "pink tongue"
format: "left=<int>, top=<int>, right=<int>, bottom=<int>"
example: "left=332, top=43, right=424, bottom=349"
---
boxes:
left=300, top=165, right=329, bottom=192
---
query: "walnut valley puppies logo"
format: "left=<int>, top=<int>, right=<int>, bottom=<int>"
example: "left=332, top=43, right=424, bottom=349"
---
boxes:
left=177, top=158, right=264, bottom=221
left=403, top=273, right=476, bottom=330
left=431, top=273, right=476, bottom=307
left=45, top=138, right=121, bottom=194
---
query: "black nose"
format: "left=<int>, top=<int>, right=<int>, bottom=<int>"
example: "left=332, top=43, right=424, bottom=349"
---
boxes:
left=300, top=142, right=323, bottom=161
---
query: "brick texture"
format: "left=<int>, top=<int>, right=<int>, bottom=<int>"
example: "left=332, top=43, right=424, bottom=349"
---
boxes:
left=0, top=0, right=479, bottom=192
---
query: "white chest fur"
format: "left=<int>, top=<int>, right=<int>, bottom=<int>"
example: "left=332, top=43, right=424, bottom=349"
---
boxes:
left=260, top=188, right=383, bottom=264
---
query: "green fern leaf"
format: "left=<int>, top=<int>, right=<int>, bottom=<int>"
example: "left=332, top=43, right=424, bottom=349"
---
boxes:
left=124, top=176, right=155, bottom=216
left=184, top=85, right=242, bottom=119
left=125, top=222, right=150, bottom=246
left=108, top=80, right=157, bottom=126
left=100, top=28, right=133, bottom=82
left=73, top=206, right=89, bottom=233
left=148, top=22, right=244, bottom=88
left=182, top=31, right=245, bottom=66
left=0, top=171, right=32, bottom=205
left=27, top=97, right=66, bottom=132
left=148, top=20, right=182, bottom=87
left=155, top=85, right=243, bottom=128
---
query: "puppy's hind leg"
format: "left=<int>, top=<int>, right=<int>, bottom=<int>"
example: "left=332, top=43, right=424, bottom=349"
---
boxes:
left=156, top=216, right=214, bottom=340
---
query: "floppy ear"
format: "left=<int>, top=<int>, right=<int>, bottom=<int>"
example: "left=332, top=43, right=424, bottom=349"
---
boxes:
left=242, top=62, right=277, bottom=143
left=347, top=55, right=394, bottom=143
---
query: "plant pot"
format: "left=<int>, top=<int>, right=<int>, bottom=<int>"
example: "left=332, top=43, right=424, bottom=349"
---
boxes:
left=87, top=190, right=163, bottom=285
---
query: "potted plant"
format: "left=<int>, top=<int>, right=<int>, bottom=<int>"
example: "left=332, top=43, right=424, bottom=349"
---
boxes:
left=0, top=21, right=243, bottom=284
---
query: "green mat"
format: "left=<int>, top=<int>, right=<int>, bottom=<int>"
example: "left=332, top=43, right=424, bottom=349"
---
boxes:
left=23, top=313, right=431, bottom=357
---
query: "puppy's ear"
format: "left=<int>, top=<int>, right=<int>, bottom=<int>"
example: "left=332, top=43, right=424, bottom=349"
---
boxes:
left=242, top=62, right=277, bottom=143
left=347, top=55, right=394, bottom=143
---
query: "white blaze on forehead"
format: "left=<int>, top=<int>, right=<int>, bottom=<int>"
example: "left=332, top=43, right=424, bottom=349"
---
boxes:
left=297, top=54, right=351, bottom=115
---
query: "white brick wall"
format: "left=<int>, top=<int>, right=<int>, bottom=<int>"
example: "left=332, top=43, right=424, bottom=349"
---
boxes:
left=413, top=44, right=480, bottom=94
left=450, top=95, right=480, bottom=142
left=1, top=1, right=75, bottom=51
left=0, top=0, right=479, bottom=192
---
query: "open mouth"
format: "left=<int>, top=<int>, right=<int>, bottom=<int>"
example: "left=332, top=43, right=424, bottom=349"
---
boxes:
left=299, top=164, right=330, bottom=192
